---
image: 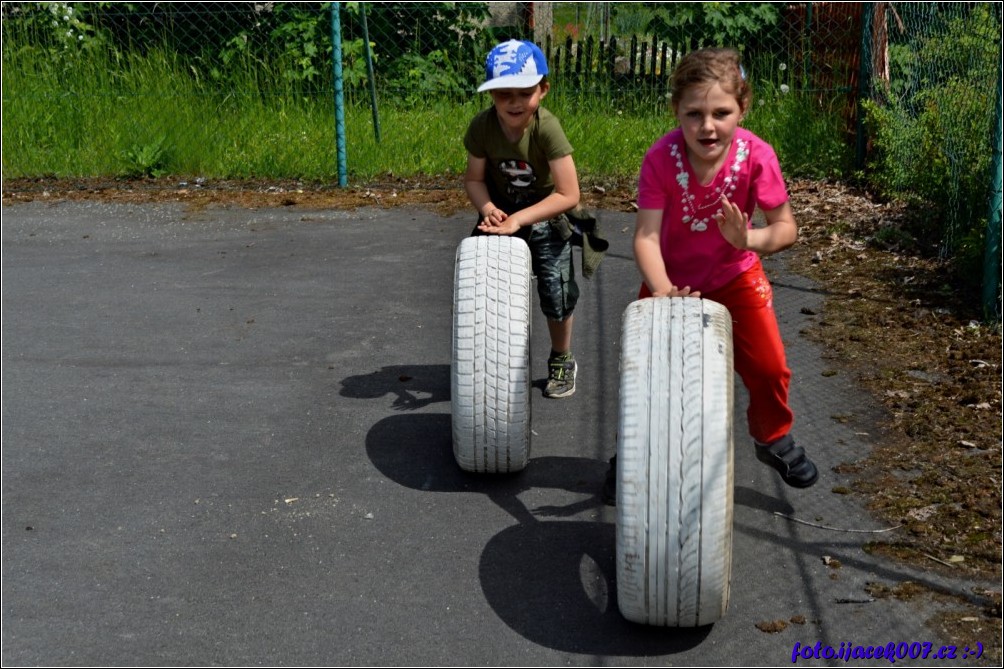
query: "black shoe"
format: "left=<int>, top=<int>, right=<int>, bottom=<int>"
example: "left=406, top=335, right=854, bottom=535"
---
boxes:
left=601, top=455, right=616, bottom=506
left=755, top=435, right=818, bottom=488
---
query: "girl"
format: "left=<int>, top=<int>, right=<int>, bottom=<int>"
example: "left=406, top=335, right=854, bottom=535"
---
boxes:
left=632, top=47, right=817, bottom=489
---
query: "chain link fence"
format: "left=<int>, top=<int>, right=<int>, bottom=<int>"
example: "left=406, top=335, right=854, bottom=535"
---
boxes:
left=855, top=2, right=1001, bottom=315
left=2, top=1, right=1000, bottom=313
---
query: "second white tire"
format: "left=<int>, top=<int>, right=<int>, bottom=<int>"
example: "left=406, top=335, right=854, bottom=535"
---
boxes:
left=616, top=297, right=735, bottom=627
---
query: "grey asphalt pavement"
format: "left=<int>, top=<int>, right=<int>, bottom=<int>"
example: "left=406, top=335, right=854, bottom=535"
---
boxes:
left=2, top=200, right=994, bottom=666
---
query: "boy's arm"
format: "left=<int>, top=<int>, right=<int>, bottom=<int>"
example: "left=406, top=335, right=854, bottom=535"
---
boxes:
left=634, top=208, right=700, bottom=297
left=512, top=154, right=580, bottom=227
left=464, top=153, right=507, bottom=227
left=477, top=154, right=581, bottom=236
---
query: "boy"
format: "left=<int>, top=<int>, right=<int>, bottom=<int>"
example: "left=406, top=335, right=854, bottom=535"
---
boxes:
left=463, top=39, right=582, bottom=399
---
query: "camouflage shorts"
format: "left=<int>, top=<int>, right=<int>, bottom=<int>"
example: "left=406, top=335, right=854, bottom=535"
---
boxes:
left=527, top=221, right=579, bottom=321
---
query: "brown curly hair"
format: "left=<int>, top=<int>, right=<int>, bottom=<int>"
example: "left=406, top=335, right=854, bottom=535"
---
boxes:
left=670, top=48, right=752, bottom=113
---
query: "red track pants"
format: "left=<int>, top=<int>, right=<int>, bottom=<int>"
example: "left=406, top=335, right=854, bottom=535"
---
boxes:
left=639, top=260, right=793, bottom=444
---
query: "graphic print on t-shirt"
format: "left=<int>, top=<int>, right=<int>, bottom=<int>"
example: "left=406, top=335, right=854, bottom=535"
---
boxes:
left=498, top=159, right=535, bottom=205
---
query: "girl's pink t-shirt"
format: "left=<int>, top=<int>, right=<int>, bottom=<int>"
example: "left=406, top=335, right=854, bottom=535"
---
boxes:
left=637, top=127, right=789, bottom=294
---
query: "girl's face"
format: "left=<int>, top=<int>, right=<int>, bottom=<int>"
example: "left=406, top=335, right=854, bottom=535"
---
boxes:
left=490, top=82, right=548, bottom=140
left=674, top=81, right=745, bottom=173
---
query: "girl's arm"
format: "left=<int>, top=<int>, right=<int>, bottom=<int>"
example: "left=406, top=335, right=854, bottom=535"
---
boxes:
left=477, top=154, right=580, bottom=235
left=634, top=208, right=700, bottom=297
left=716, top=196, right=798, bottom=254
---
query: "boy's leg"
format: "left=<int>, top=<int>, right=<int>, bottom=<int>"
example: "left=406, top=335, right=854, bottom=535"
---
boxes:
left=545, top=315, right=576, bottom=398
left=547, top=316, right=574, bottom=354
left=528, top=222, right=579, bottom=398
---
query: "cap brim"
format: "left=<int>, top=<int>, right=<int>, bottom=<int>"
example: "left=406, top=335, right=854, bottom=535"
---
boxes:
left=477, top=74, right=544, bottom=92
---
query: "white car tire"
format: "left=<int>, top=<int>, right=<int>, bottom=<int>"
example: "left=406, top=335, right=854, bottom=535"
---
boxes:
left=616, top=297, right=735, bottom=627
left=451, top=235, right=532, bottom=473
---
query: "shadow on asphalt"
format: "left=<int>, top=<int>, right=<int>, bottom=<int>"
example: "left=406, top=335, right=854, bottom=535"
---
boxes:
left=479, top=520, right=711, bottom=655
left=340, top=364, right=450, bottom=411
left=348, top=361, right=969, bottom=655
left=734, top=486, right=796, bottom=515
left=361, top=404, right=712, bottom=655
left=346, top=364, right=834, bottom=654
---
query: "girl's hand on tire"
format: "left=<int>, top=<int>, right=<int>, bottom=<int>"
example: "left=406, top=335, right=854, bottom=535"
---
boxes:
left=653, top=284, right=701, bottom=298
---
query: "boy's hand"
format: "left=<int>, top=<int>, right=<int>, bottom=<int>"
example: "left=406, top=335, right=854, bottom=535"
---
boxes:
left=477, top=208, right=522, bottom=235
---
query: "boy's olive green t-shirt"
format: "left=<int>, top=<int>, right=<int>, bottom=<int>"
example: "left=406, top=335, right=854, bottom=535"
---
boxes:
left=463, top=106, right=574, bottom=215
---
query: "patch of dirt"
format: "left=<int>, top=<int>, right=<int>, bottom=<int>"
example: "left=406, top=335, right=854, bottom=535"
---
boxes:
left=4, top=173, right=1001, bottom=653
left=783, top=179, right=1001, bottom=663
left=0, top=174, right=639, bottom=217
left=782, top=180, right=1001, bottom=581
left=755, top=619, right=789, bottom=634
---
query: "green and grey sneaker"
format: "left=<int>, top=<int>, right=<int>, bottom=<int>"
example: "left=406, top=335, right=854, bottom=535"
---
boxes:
left=544, top=352, right=577, bottom=398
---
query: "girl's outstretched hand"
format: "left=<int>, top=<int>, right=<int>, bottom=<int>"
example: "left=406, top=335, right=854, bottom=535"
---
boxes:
left=714, top=194, right=750, bottom=250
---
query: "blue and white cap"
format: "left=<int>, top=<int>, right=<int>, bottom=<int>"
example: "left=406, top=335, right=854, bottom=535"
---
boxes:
left=477, top=39, right=549, bottom=92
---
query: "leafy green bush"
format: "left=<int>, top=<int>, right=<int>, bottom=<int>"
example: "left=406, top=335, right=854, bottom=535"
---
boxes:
left=631, top=2, right=780, bottom=49
left=354, top=2, right=491, bottom=95
left=383, top=50, right=468, bottom=107
left=861, top=3, right=999, bottom=273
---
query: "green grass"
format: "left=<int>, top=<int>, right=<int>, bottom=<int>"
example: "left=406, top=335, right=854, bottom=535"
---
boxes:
left=743, top=83, right=853, bottom=180
left=2, top=40, right=850, bottom=183
left=544, top=94, right=670, bottom=181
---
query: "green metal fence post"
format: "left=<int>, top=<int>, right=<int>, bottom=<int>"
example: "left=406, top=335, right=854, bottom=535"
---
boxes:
left=984, top=74, right=1002, bottom=321
left=803, top=2, right=813, bottom=91
left=855, top=2, right=873, bottom=170
left=360, top=2, right=381, bottom=143
left=330, top=2, right=348, bottom=187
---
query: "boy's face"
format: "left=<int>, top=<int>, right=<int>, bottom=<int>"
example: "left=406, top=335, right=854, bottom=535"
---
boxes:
left=673, top=81, right=745, bottom=172
left=490, top=82, right=548, bottom=138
